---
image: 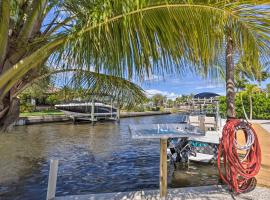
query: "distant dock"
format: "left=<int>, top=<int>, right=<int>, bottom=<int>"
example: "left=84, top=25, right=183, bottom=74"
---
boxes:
left=16, top=111, right=171, bottom=125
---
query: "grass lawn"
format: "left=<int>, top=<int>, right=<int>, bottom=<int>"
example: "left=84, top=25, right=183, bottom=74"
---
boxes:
left=20, top=110, right=64, bottom=117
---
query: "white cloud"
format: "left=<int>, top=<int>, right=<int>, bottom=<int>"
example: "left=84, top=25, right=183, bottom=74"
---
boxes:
left=144, top=74, right=163, bottom=81
left=217, top=92, right=226, bottom=96
left=195, top=84, right=224, bottom=90
left=145, top=89, right=180, bottom=100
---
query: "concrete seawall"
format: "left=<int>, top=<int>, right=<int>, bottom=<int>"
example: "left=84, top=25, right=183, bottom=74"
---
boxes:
left=16, top=111, right=171, bottom=126
left=16, top=115, right=70, bottom=125
left=120, top=111, right=171, bottom=118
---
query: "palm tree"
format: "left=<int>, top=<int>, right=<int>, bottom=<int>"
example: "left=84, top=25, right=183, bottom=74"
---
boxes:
left=152, top=94, right=166, bottom=107
left=234, top=59, right=270, bottom=91
left=245, top=84, right=260, bottom=120
left=167, top=99, right=174, bottom=108
left=267, top=84, right=270, bottom=95
left=0, top=1, right=270, bottom=130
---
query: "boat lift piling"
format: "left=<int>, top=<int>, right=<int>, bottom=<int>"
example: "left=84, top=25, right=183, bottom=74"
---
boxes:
left=91, top=98, right=95, bottom=125
left=46, top=159, right=59, bottom=200
left=117, top=102, right=120, bottom=122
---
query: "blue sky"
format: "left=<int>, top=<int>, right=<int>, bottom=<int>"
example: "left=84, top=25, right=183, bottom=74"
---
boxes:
left=140, top=72, right=269, bottom=99
left=54, top=69, right=269, bottom=100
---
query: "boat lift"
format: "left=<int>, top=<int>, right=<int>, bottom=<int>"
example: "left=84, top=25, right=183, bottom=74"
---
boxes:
left=56, top=95, right=121, bottom=124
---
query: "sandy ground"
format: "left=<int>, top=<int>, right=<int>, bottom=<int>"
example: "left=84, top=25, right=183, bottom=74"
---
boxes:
left=251, top=120, right=270, bottom=133
left=252, top=124, right=270, bottom=187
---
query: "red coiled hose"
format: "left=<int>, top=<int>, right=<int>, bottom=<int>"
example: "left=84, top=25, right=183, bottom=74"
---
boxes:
left=217, top=119, right=261, bottom=194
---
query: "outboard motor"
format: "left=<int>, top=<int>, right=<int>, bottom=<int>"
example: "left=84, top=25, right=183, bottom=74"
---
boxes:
left=168, top=138, right=196, bottom=167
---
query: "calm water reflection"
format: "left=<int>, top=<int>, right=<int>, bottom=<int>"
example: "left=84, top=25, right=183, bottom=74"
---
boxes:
left=0, top=114, right=220, bottom=200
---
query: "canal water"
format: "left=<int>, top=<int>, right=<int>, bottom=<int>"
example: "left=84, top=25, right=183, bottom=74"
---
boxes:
left=0, top=114, right=220, bottom=200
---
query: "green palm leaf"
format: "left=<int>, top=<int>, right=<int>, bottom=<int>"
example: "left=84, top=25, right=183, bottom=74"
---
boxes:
left=15, top=69, right=147, bottom=105
left=57, top=0, right=270, bottom=80
left=1, top=0, right=270, bottom=98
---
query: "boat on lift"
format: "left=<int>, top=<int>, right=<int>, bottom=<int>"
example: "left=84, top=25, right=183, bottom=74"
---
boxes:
left=168, top=92, right=222, bottom=165
left=55, top=102, right=118, bottom=121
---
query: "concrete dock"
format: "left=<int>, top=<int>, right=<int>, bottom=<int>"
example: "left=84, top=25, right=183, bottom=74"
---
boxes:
left=55, top=185, right=270, bottom=200
left=51, top=123, right=270, bottom=200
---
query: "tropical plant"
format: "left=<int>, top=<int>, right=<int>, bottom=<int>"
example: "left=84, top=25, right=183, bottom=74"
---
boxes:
left=19, top=65, right=53, bottom=107
left=22, top=81, right=50, bottom=102
left=175, top=95, right=190, bottom=106
left=0, top=0, right=270, bottom=131
left=151, top=94, right=166, bottom=107
left=266, top=84, right=270, bottom=94
left=46, top=93, right=59, bottom=107
left=234, top=60, right=270, bottom=92
left=167, top=99, right=174, bottom=108
left=243, top=84, right=260, bottom=120
left=22, top=68, right=148, bottom=103
left=219, top=91, right=270, bottom=120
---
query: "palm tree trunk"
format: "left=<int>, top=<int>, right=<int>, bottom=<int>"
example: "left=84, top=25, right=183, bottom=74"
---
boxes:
left=226, top=28, right=236, bottom=118
left=0, top=93, right=20, bottom=132
left=240, top=93, right=249, bottom=120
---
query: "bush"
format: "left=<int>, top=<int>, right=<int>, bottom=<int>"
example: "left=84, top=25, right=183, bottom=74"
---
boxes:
left=45, top=94, right=59, bottom=106
left=219, top=92, right=270, bottom=120
left=123, top=104, right=146, bottom=112
left=151, top=106, right=160, bottom=111
left=132, top=105, right=145, bottom=112
left=20, top=103, right=35, bottom=113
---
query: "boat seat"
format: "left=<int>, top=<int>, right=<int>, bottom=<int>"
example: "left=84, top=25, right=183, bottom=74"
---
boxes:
left=204, top=116, right=217, bottom=130
left=189, top=116, right=199, bottom=126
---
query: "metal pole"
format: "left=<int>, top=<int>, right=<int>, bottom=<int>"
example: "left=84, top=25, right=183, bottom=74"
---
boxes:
left=216, top=101, right=220, bottom=130
left=46, top=160, right=59, bottom=200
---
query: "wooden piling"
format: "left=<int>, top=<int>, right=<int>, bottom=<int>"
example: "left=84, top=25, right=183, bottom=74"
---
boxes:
left=46, top=159, right=59, bottom=200
left=117, top=102, right=120, bottom=122
left=199, top=115, right=205, bottom=132
left=110, top=98, right=113, bottom=118
left=91, top=99, right=95, bottom=125
left=160, top=138, right=167, bottom=199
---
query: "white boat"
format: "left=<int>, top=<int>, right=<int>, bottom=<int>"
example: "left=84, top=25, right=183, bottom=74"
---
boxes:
left=55, top=102, right=117, bottom=121
left=168, top=114, right=221, bottom=165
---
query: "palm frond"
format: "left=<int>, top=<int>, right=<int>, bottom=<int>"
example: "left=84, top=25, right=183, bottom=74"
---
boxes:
left=54, top=0, right=270, bottom=82
left=1, top=0, right=270, bottom=99
left=16, top=68, right=147, bottom=105
left=0, top=0, right=10, bottom=66
left=62, top=70, right=147, bottom=105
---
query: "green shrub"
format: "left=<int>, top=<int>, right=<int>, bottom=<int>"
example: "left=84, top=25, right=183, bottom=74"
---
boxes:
left=20, top=103, right=35, bottom=113
left=45, top=94, right=59, bottom=106
left=132, top=104, right=145, bottom=112
left=151, top=106, right=160, bottom=111
left=219, top=92, right=270, bottom=119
